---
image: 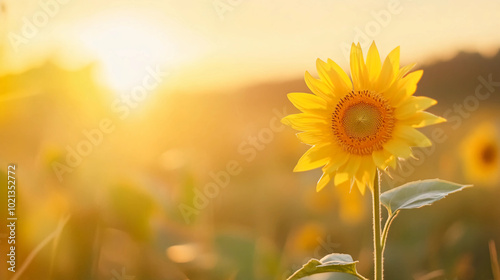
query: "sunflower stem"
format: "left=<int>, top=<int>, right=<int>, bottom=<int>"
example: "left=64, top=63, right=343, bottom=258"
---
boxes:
left=381, top=211, right=398, bottom=251
left=372, top=169, right=383, bottom=280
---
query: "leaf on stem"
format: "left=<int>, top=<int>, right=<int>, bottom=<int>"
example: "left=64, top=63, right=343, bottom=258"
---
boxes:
left=380, top=179, right=471, bottom=215
left=287, top=253, right=365, bottom=280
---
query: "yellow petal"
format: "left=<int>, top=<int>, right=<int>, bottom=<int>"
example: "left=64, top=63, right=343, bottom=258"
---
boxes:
left=297, top=131, right=330, bottom=145
left=350, top=43, right=369, bottom=91
left=390, top=70, right=424, bottom=106
left=383, top=139, right=412, bottom=159
left=316, top=59, right=335, bottom=89
left=316, top=171, right=332, bottom=192
left=327, top=58, right=353, bottom=91
left=355, top=180, right=366, bottom=195
left=316, top=162, right=340, bottom=191
left=376, top=46, right=400, bottom=91
left=400, top=111, right=447, bottom=128
left=394, top=96, right=437, bottom=119
left=393, top=125, right=432, bottom=147
left=282, top=113, right=328, bottom=131
left=287, top=92, right=328, bottom=112
left=387, top=153, right=397, bottom=169
left=366, top=41, right=381, bottom=83
left=335, top=161, right=360, bottom=192
left=317, top=58, right=353, bottom=97
left=356, top=158, right=376, bottom=192
left=379, top=150, right=397, bottom=170
left=340, top=155, right=362, bottom=182
left=316, top=157, right=350, bottom=191
left=410, top=96, right=437, bottom=111
left=304, top=71, right=333, bottom=101
left=397, top=63, right=416, bottom=80
left=294, top=144, right=331, bottom=172
left=334, top=172, right=349, bottom=186
left=372, top=149, right=393, bottom=169
left=330, top=149, right=350, bottom=170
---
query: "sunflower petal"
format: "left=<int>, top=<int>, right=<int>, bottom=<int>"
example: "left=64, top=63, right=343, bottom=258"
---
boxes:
left=281, top=113, right=328, bottom=131
left=317, top=59, right=353, bottom=97
left=394, top=125, right=432, bottom=147
left=350, top=43, right=369, bottom=91
left=390, top=70, right=424, bottom=106
left=316, top=162, right=341, bottom=191
left=394, top=96, right=437, bottom=119
left=316, top=59, right=335, bottom=88
left=304, top=71, right=333, bottom=101
left=316, top=171, right=332, bottom=192
left=397, top=63, right=416, bottom=79
left=387, top=153, right=397, bottom=169
left=376, top=46, right=400, bottom=91
left=287, top=92, right=328, bottom=112
left=383, top=139, right=413, bottom=159
left=372, top=149, right=392, bottom=169
left=294, top=144, right=331, bottom=172
left=400, top=111, right=447, bottom=128
left=364, top=165, right=376, bottom=192
left=297, top=131, right=330, bottom=145
left=341, top=155, right=362, bottom=179
left=327, top=58, right=353, bottom=90
left=366, top=41, right=382, bottom=83
left=355, top=180, right=366, bottom=195
left=334, top=172, right=350, bottom=186
left=356, top=158, right=376, bottom=192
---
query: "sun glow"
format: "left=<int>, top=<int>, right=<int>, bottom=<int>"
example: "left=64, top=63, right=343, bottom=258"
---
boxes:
left=79, top=14, right=177, bottom=92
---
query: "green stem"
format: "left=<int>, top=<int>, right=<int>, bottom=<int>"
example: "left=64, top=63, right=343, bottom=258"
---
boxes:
left=355, top=272, right=370, bottom=280
left=372, top=169, right=383, bottom=280
left=381, top=211, right=398, bottom=251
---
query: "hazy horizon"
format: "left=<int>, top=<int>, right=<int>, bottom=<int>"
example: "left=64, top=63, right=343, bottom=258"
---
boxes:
left=1, top=0, right=500, bottom=92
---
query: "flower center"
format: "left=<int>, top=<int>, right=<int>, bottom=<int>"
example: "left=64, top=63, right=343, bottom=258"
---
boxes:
left=332, top=90, right=395, bottom=155
left=481, top=144, right=496, bottom=164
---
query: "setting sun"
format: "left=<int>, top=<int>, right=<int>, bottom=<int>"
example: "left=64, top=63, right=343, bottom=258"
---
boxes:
left=78, top=14, right=176, bottom=92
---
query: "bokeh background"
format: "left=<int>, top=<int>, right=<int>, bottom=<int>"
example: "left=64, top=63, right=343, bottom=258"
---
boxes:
left=0, top=0, right=500, bottom=279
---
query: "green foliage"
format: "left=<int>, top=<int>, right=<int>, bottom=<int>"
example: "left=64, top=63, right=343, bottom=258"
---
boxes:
left=286, top=253, right=366, bottom=280
left=380, top=179, right=472, bottom=215
left=107, top=184, right=154, bottom=241
left=214, top=233, right=257, bottom=280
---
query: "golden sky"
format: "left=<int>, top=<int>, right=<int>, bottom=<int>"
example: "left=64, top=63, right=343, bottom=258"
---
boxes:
left=2, top=0, right=500, bottom=92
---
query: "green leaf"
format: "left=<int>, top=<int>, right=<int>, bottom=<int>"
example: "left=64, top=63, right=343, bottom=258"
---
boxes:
left=380, top=179, right=471, bottom=215
left=287, top=253, right=365, bottom=280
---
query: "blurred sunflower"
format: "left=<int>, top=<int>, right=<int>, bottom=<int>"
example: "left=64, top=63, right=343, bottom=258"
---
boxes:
left=460, top=122, right=500, bottom=186
left=282, top=42, right=445, bottom=194
left=288, top=222, right=325, bottom=253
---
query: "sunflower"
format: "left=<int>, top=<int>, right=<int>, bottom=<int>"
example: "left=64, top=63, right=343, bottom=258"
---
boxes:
left=460, top=122, right=500, bottom=186
left=282, top=42, right=445, bottom=194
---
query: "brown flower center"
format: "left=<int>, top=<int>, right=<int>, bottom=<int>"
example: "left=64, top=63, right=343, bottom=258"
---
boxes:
left=332, top=90, right=395, bottom=155
left=481, top=144, right=497, bottom=164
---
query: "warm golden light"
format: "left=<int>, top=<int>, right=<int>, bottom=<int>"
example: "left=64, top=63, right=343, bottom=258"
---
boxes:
left=1, top=1, right=499, bottom=279
left=79, top=14, right=176, bottom=92
left=166, top=243, right=199, bottom=264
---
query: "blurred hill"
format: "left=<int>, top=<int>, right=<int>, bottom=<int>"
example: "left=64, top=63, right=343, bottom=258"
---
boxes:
left=235, top=48, right=500, bottom=109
